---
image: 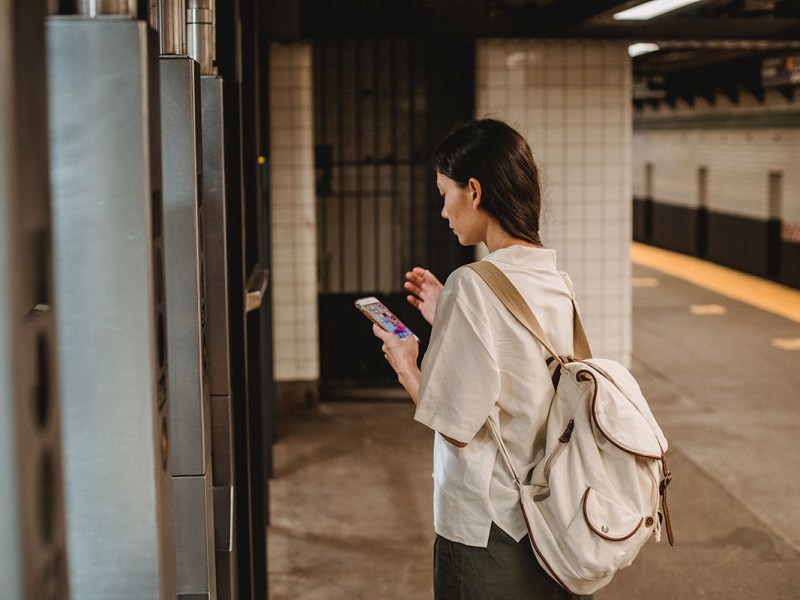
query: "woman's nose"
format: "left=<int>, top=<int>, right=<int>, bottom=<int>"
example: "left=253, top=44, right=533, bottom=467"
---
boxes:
left=441, top=207, right=448, bottom=219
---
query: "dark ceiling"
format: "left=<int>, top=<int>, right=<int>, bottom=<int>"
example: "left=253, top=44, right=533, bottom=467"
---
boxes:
left=277, top=0, right=800, bottom=107
left=297, top=0, right=800, bottom=40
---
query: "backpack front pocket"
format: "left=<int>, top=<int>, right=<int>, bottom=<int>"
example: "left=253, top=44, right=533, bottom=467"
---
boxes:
left=582, top=488, right=643, bottom=540
left=562, top=487, right=648, bottom=580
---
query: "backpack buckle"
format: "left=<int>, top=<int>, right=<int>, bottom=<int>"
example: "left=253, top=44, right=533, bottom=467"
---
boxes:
left=659, top=470, right=672, bottom=495
left=660, top=456, right=672, bottom=495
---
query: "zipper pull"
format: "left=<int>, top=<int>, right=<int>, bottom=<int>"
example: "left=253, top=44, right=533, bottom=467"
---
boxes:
left=558, top=419, right=575, bottom=443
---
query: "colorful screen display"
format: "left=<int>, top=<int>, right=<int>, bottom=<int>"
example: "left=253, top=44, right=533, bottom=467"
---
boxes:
left=361, top=300, right=415, bottom=339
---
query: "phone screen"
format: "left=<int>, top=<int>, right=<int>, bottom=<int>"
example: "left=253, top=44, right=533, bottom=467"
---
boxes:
left=357, top=298, right=415, bottom=339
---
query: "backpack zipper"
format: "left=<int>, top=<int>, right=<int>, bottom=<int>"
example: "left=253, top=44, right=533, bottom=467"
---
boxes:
left=544, top=418, right=575, bottom=481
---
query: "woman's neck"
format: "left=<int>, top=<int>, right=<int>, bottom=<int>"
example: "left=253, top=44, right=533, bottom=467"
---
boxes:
left=484, top=220, right=540, bottom=253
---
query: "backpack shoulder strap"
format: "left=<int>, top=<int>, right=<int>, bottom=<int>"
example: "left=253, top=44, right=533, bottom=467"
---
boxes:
left=559, top=272, right=592, bottom=360
left=468, top=261, right=591, bottom=363
left=468, top=261, right=564, bottom=366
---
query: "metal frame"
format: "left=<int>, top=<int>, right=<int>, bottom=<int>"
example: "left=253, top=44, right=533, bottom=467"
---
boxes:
left=1, top=2, right=69, bottom=597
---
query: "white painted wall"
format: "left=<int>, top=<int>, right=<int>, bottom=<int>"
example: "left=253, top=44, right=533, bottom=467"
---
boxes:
left=477, top=39, right=633, bottom=365
left=633, top=91, right=800, bottom=223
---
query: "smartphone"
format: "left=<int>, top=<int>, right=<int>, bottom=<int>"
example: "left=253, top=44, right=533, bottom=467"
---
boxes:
left=355, top=296, right=417, bottom=340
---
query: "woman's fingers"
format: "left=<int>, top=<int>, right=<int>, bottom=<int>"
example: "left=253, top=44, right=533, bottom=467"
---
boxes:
left=404, top=280, right=423, bottom=296
left=405, top=280, right=423, bottom=296
left=405, top=278, right=424, bottom=310
left=406, top=294, right=421, bottom=308
left=422, top=271, right=444, bottom=290
left=405, top=267, right=428, bottom=287
left=372, top=323, right=392, bottom=341
left=407, top=267, right=441, bottom=320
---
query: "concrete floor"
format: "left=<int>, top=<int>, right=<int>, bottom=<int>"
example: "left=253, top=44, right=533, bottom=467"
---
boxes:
left=268, top=259, right=800, bottom=599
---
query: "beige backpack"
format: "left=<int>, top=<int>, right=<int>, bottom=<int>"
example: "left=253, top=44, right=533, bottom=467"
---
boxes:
left=469, top=261, right=674, bottom=596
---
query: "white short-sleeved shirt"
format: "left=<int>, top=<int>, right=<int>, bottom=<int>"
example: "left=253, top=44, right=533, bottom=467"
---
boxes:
left=414, top=245, right=578, bottom=547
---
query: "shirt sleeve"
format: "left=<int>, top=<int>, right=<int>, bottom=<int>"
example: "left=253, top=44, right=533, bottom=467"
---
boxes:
left=414, top=267, right=501, bottom=444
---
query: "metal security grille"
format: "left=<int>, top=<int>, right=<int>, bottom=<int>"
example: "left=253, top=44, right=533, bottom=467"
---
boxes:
left=314, top=38, right=474, bottom=294
left=313, top=38, right=474, bottom=386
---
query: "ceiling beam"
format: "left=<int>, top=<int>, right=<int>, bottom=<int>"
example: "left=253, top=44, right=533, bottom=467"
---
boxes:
left=299, top=12, right=800, bottom=40
left=537, top=0, right=633, bottom=29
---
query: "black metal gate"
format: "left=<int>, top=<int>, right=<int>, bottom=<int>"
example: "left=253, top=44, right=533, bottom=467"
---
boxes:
left=313, top=38, right=475, bottom=389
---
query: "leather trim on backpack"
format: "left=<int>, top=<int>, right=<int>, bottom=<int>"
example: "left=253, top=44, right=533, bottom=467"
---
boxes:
left=582, top=488, right=644, bottom=542
left=578, top=367, right=664, bottom=461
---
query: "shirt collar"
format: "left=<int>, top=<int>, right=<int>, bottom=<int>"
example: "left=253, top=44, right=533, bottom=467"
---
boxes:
left=482, top=244, right=558, bottom=269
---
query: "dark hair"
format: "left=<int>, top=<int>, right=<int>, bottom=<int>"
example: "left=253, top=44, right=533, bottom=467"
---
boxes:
left=432, top=118, right=542, bottom=246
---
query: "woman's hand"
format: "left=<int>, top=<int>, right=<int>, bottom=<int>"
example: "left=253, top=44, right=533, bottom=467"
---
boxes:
left=404, top=267, right=443, bottom=326
left=372, top=324, right=421, bottom=405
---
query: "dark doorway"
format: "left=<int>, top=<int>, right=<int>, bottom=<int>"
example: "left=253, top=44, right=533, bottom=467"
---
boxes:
left=313, top=38, right=475, bottom=390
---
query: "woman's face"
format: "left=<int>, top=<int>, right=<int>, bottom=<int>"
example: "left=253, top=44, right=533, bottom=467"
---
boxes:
left=436, top=173, right=484, bottom=246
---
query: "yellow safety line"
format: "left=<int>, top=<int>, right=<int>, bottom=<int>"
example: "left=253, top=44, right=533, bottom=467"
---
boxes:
left=630, top=242, right=800, bottom=324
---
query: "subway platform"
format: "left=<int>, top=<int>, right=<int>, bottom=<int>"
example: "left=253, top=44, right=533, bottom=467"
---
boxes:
left=267, top=244, right=800, bottom=600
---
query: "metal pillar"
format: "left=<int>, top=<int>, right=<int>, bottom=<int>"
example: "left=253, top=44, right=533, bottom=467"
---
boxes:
left=202, top=74, right=238, bottom=600
left=160, top=57, right=218, bottom=599
left=46, top=15, right=175, bottom=600
left=188, top=0, right=215, bottom=76
left=0, top=2, right=69, bottom=598
left=160, top=0, right=186, bottom=55
left=189, top=0, right=237, bottom=595
left=159, top=0, right=217, bottom=596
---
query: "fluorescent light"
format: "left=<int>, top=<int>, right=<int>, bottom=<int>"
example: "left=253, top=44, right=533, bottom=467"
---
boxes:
left=614, top=0, right=703, bottom=20
left=628, top=43, right=661, bottom=57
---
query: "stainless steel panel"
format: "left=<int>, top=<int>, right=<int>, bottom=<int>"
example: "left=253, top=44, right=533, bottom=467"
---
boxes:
left=210, top=395, right=234, bottom=486
left=212, top=486, right=237, bottom=600
left=160, top=56, right=211, bottom=476
left=174, top=473, right=217, bottom=597
left=47, top=18, right=175, bottom=600
left=200, top=76, right=231, bottom=397
left=212, top=486, right=234, bottom=553
left=1, top=2, right=69, bottom=598
left=200, top=76, right=234, bottom=600
left=162, top=55, right=217, bottom=598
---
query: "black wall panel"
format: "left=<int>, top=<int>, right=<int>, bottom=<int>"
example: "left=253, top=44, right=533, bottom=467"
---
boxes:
left=781, top=242, right=800, bottom=288
left=635, top=197, right=799, bottom=289
left=632, top=197, right=652, bottom=243
left=651, top=202, right=698, bottom=255
left=707, top=211, right=770, bottom=278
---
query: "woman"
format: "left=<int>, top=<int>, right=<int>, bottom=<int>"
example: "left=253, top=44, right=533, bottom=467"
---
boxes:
left=372, top=119, right=591, bottom=599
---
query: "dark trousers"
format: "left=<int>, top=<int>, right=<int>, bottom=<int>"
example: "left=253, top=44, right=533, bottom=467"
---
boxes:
left=434, top=523, right=593, bottom=600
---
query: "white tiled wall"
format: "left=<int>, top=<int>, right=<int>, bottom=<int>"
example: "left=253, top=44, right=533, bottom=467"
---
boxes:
left=476, top=39, right=633, bottom=365
left=269, top=43, right=319, bottom=382
left=633, top=94, right=800, bottom=222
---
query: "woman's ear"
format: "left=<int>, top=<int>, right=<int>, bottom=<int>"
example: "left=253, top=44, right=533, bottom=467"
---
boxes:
left=468, top=178, right=482, bottom=209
